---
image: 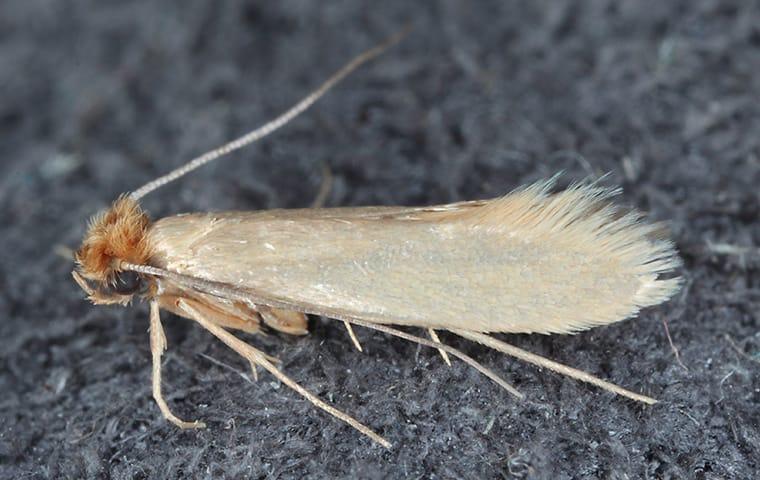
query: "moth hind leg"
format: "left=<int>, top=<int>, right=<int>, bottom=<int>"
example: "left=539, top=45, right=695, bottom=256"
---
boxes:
left=343, top=318, right=523, bottom=399
left=449, top=329, right=657, bottom=405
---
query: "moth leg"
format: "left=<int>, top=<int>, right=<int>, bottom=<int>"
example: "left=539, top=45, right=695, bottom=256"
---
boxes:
left=211, top=303, right=261, bottom=334
left=343, top=318, right=522, bottom=399
left=343, top=321, right=363, bottom=352
left=310, top=161, right=333, bottom=208
left=427, top=329, right=451, bottom=366
left=159, top=294, right=260, bottom=334
left=149, top=300, right=206, bottom=429
left=71, top=271, right=95, bottom=296
left=257, top=305, right=309, bottom=335
left=450, top=330, right=657, bottom=405
left=249, top=361, right=258, bottom=382
left=177, top=299, right=391, bottom=449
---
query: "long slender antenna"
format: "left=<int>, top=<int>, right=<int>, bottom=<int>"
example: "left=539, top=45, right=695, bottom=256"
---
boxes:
left=130, top=28, right=409, bottom=201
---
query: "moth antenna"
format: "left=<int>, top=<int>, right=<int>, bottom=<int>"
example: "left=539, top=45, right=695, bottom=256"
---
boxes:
left=130, top=27, right=410, bottom=201
left=345, top=318, right=523, bottom=399
left=450, top=329, right=657, bottom=405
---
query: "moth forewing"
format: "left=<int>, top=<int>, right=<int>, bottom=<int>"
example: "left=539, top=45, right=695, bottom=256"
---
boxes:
left=147, top=180, right=680, bottom=336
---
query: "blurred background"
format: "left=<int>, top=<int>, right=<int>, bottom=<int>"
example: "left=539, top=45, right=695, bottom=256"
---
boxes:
left=1, top=1, right=758, bottom=478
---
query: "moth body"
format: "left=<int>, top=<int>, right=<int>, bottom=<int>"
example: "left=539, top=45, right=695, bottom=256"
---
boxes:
left=69, top=33, right=682, bottom=447
left=75, top=180, right=680, bottom=340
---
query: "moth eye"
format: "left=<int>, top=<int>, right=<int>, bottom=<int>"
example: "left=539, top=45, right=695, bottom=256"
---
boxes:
left=110, top=271, right=142, bottom=295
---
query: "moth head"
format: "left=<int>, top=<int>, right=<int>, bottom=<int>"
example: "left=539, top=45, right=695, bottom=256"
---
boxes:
left=73, top=196, right=154, bottom=305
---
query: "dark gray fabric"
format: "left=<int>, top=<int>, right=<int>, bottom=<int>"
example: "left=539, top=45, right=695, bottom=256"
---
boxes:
left=1, top=1, right=758, bottom=478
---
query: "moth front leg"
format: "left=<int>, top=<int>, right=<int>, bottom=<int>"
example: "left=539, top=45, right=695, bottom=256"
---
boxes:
left=257, top=305, right=308, bottom=335
left=149, top=299, right=205, bottom=429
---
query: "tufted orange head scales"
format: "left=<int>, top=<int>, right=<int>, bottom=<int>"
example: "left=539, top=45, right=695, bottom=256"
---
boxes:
left=73, top=196, right=154, bottom=304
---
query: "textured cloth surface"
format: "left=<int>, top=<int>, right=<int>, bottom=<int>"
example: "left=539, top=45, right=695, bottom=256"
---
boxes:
left=1, top=1, right=758, bottom=479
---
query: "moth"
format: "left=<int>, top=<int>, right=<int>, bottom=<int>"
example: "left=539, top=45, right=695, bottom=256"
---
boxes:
left=72, top=32, right=682, bottom=448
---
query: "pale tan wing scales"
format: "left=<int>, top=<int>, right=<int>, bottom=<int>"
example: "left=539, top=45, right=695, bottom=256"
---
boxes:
left=148, top=182, right=681, bottom=334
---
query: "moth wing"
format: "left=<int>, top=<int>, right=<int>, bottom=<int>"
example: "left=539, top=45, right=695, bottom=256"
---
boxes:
left=149, top=181, right=680, bottom=334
